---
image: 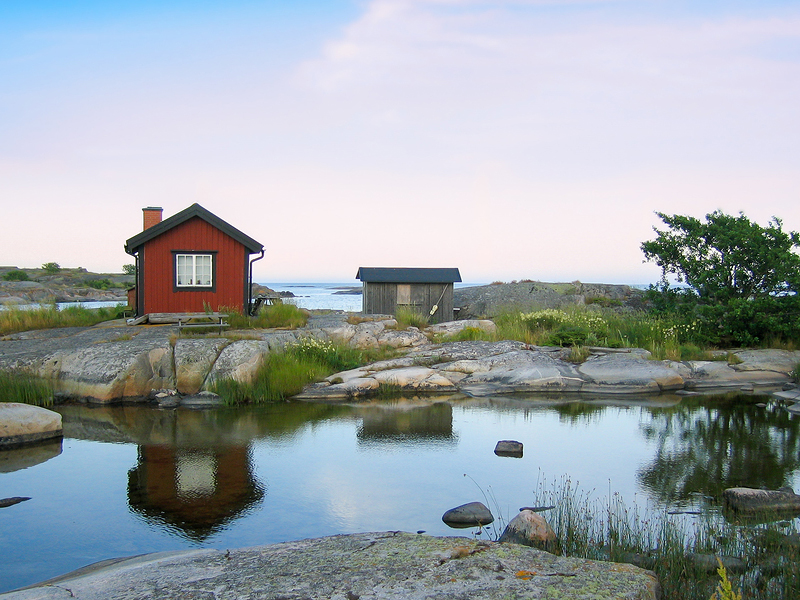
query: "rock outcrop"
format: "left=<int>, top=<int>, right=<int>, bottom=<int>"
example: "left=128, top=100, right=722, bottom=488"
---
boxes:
left=0, top=532, right=660, bottom=600
left=300, top=341, right=798, bottom=400
left=454, top=281, right=645, bottom=318
left=1, top=314, right=798, bottom=404
left=499, top=509, right=557, bottom=551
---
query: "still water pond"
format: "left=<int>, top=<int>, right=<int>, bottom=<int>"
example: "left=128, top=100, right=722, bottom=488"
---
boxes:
left=2, top=394, right=798, bottom=592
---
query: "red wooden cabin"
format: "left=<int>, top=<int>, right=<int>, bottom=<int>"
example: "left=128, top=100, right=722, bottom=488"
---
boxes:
left=124, top=204, right=264, bottom=317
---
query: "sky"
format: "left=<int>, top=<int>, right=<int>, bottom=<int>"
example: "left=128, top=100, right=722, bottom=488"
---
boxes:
left=1, top=0, right=798, bottom=284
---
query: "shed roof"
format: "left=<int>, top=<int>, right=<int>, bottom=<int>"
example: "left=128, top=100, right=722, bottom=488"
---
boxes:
left=125, top=203, right=263, bottom=255
left=356, top=267, right=461, bottom=283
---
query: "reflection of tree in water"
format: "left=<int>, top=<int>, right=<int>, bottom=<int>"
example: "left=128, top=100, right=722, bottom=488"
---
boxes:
left=637, top=395, right=800, bottom=506
left=550, top=401, right=608, bottom=424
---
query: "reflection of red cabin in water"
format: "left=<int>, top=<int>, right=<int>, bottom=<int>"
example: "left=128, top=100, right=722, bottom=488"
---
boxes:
left=127, top=445, right=264, bottom=541
left=124, top=204, right=264, bottom=317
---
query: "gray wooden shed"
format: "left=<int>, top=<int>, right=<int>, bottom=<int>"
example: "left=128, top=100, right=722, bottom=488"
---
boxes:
left=356, top=267, right=462, bottom=324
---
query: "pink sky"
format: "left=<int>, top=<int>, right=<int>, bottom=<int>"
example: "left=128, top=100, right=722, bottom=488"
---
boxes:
left=1, top=1, right=798, bottom=283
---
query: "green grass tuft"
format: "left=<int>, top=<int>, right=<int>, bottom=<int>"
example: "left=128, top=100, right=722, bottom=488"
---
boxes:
left=223, top=303, right=309, bottom=330
left=394, top=306, right=429, bottom=329
left=0, top=370, right=54, bottom=406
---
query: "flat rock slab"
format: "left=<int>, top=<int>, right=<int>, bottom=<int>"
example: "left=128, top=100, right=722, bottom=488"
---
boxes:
left=4, top=532, right=659, bottom=600
left=723, top=487, right=800, bottom=514
left=0, top=403, right=62, bottom=448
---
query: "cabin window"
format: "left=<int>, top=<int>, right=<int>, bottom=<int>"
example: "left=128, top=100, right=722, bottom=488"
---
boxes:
left=175, top=254, right=213, bottom=287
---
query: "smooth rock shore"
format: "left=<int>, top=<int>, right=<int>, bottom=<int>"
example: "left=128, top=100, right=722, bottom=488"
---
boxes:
left=2, top=532, right=660, bottom=600
left=1, top=314, right=798, bottom=404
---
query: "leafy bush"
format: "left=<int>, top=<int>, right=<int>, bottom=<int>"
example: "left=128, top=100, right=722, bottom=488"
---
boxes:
left=122, top=264, right=136, bottom=275
left=83, top=278, right=114, bottom=290
left=2, top=270, right=29, bottom=281
left=41, top=262, right=61, bottom=274
left=546, top=324, right=590, bottom=347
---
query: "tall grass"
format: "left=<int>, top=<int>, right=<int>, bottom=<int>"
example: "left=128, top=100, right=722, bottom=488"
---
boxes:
left=224, top=303, right=309, bottom=330
left=531, top=475, right=798, bottom=600
left=489, top=307, right=726, bottom=359
left=0, top=304, right=125, bottom=336
left=0, top=370, right=54, bottom=406
left=394, top=306, right=429, bottom=329
left=210, top=337, right=377, bottom=404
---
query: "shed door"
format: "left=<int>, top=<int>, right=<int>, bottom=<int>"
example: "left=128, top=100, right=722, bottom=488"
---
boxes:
left=397, top=284, right=411, bottom=305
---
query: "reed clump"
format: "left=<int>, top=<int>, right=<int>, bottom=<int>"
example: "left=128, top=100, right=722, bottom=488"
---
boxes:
left=531, top=475, right=798, bottom=600
left=0, top=370, right=54, bottom=406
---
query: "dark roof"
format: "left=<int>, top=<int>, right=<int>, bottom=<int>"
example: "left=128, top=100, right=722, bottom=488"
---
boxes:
left=356, top=267, right=461, bottom=283
left=125, top=203, right=263, bottom=254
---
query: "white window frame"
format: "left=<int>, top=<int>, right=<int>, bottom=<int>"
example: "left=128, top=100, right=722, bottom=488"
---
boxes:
left=175, top=253, right=214, bottom=288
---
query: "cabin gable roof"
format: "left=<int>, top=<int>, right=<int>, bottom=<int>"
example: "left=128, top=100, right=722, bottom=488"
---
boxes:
left=356, top=267, right=461, bottom=284
left=125, top=203, right=263, bottom=254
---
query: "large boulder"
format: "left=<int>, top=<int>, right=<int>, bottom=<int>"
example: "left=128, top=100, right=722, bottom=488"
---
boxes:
left=499, top=509, right=557, bottom=551
left=0, top=403, right=62, bottom=448
left=174, top=338, right=229, bottom=394
left=204, top=340, right=272, bottom=386
left=1, top=532, right=660, bottom=600
left=39, top=336, right=174, bottom=402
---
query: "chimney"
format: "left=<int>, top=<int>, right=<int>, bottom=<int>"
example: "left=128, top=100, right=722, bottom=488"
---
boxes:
left=142, top=207, right=163, bottom=230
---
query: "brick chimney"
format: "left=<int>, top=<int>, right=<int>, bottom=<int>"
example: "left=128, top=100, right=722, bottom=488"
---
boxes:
left=142, top=207, right=163, bottom=230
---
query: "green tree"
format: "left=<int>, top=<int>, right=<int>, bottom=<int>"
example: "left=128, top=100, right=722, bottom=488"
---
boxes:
left=122, top=264, right=136, bottom=275
left=642, top=211, right=800, bottom=301
left=41, top=262, right=61, bottom=274
left=642, top=211, right=800, bottom=345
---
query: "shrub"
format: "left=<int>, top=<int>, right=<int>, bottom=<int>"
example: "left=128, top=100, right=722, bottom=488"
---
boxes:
left=41, top=262, right=61, bottom=274
left=122, top=264, right=136, bottom=275
left=2, top=270, right=29, bottom=281
left=547, top=324, right=590, bottom=347
left=0, top=370, right=53, bottom=406
left=83, top=278, right=113, bottom=290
